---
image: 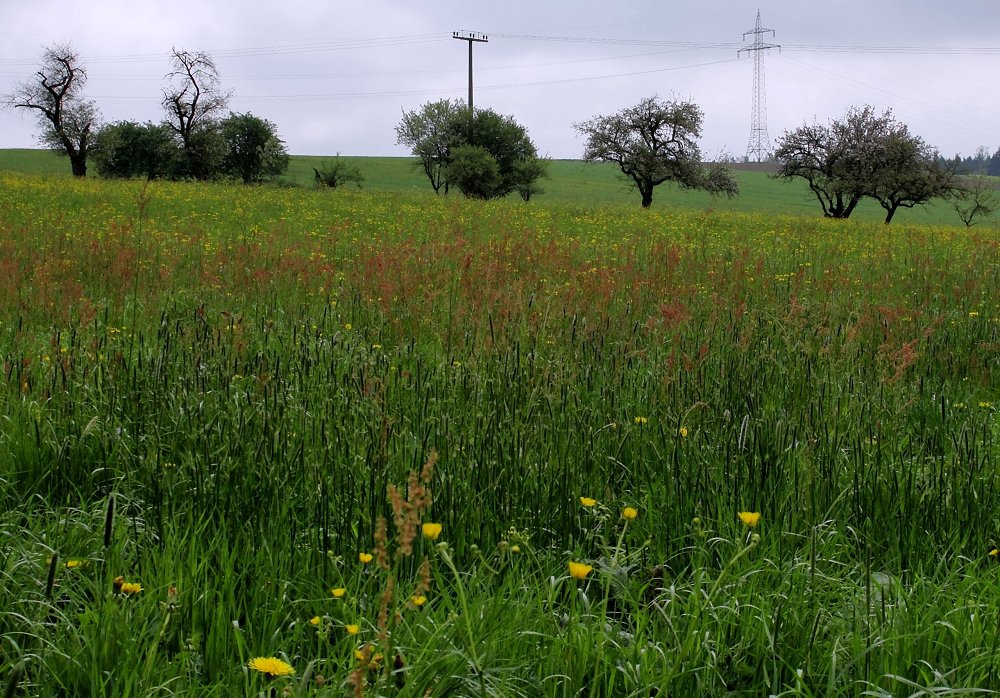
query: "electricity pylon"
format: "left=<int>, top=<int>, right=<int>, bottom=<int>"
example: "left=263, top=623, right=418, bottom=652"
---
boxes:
left=739, top=10, right=779, bottom=162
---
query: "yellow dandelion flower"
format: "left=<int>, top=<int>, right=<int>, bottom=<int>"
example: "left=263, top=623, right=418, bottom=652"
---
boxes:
left=568, top=561, right=593, bottom=580
left=120, top=582, right=143, bottom=595
left=248, top=656, right=295, bottom=677
left=422, top=523, right=443, bottom=541
left=330, top=587, right=346, bottom=598
left=410, top=595, right=427, bottom=606
left=579, top=496, right=597, bottom=507
left=345, top=624, right=360, bottom=635
left=358, top=552, right=373, bottom=564
left=622, top=507, right=638, bottom=521
left=738, top=512, right=761, bottom=528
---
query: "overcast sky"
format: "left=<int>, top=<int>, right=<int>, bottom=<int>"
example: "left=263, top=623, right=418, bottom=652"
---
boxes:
left=2, top=1, right=998, bottom=160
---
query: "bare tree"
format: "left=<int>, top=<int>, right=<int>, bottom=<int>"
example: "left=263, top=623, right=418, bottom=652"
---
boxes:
left=950, top=176, right=1000, bottom=227
left=574, top=96, right=738, bottom=208
left=2, top=43, right=99, bottom=177
left=161, top=48, right=231, bottom=178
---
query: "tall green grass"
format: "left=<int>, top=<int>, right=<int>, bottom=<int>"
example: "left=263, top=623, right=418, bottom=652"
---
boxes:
left=0, top=172, right=999, bottom=695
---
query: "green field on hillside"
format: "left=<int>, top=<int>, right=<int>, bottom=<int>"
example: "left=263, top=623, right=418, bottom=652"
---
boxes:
left=1, top=170, right=999, bottom=695
left=0, top=148, right=984, bottom=227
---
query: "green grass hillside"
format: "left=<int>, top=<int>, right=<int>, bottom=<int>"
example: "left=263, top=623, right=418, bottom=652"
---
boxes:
left=1, top=148, right=988, bottom=227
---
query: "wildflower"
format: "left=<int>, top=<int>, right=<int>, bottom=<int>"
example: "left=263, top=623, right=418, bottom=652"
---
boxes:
left=410, top=595, right=427, bottom=606
left=113, top=575, right=125, bottom=592
left=309, top=616, right=322, bottom=626
left=422, top=523, right=443, bottom=541
left=65, top=559, right=82, bottom=569
left=568, top=561, right=593, bottom=580
left=354, top=647, right=383, bottom=671
left=622, top=507, right=638, bottom=521
left=980, top=402, right=993, bottom=408
left=679, top=426, right=689, bottom=438
left=579, top=497, right=597, bottom=507
left=330, top=587, right=346, bottom=599
left=990, top=549, right=999, bottom=558
left=358, top=552, right=373, bottom=564
left=634, top=416, right=648, bottom=425
left=120, top=582, right=143, bottom=595
left=248, top=656, right=295, bottom=677
left=344, top=323, right=353, bottom=331
left=738, top=512, right=761, bottom=528
left=345, top=624, right=360, bottom=635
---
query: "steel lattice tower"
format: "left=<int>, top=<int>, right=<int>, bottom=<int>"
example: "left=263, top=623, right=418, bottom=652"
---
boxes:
left=739, top=10, right=779, bottom=162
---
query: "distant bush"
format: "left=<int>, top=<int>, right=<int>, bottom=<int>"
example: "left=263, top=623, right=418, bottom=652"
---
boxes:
left=313, top=155, right=364, bottom=189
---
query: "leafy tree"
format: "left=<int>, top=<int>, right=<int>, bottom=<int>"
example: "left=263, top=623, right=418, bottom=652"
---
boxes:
left=512, top=156, right=548, bottom=201
left=574, top=96, right=738, bottom=208
left=447, top=145, right=501, bottom=199
left=868, top=128, right=955, bottom=223
left=220, top=113, right=289, bottom=184
left=456, top=109, right=547, bottom=200
left=93, top=121, right=173, bottom=180
left=950, top=176, right=1000, bottom=227
left=313, top=155, right=364, bottom=189
left=396, top=101, right=547, bottom=199
left=775, top=106, right=953, bottom=222
left=161, top=48, right=231, bottom=179
left=396, top=98, right=467, bottom=194
left=2, top=43, right=99, bottom=177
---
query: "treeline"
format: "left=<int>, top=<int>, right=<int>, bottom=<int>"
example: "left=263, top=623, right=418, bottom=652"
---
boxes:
left=2, top=44, right=290, bottom=184
left=943, top=147, right=1000, bottom=177
left=3, top=42, right=998, bottom=224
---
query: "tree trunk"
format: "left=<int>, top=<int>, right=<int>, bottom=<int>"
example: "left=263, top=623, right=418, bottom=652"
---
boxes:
left=640, top=185, right=653, bottom=208
left=69, top=153, right=87, bottom=177
left=883, top=204, right=898, bottom=224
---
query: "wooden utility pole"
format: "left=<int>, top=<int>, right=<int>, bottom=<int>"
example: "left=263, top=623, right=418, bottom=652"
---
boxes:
left=452, top=31, right=488, bottom=114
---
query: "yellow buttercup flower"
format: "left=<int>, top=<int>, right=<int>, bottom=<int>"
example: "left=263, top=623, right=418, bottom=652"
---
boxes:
left=248, top=656, right=295, bottom=677
left=410, top=595, right=427, bottom=606
left=738, top=512, right=761, bottom=528
left=331, top=587, right=346, bottom=598
left=634, top=416, right=648, bottom=425
left=622, top=507, right=638, bottom=520
left=345, top=624, right=360, bottom=635
left=679, top=426, right=689, bottom=438
left=358, top=552, right=373, bottom=564
left=309, top=616, right=322, bottom=626
left=65, top=559, right=82, bottom=569
left=990, top=548, right=999, bottom=558
left=568, top=561, right=593, bottom=580
left=422, top=523, right=443, bottom=541
left=579, top=497, right=597, bottom=507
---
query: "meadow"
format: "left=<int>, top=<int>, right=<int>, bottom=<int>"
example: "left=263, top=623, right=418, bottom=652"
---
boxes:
left=0, top=164, right=999, bottom=696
